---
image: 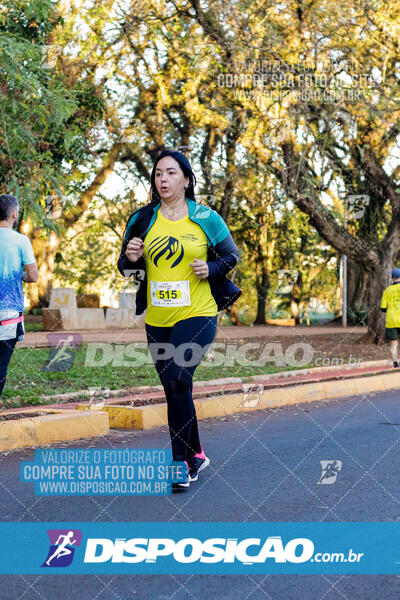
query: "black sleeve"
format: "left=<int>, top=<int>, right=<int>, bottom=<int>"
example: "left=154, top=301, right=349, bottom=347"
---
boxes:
left=206, top=233, right=240, bottom=279
left=117, top=246, right=146, bottom=279
left=117, top=219, right=146, bottom=279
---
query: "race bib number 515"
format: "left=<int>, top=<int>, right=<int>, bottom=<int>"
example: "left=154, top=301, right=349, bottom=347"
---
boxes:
left=150, top=280, right=191, bottom=307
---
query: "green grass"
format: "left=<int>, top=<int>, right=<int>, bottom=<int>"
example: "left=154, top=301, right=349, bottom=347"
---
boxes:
left=1, top=344, right=311, bottom=407
left=24, top=322, right=44, bottom=332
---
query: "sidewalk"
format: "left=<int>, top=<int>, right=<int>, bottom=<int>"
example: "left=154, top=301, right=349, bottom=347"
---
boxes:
left=20, top=324, right=368, bottom=348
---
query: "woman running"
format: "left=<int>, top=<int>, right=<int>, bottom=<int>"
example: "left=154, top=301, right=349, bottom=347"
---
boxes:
left=118, top=150, right=241, bottom=489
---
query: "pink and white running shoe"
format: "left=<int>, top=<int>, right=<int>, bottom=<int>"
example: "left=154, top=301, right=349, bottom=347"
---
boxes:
left=188, top=447, right=210, bottom=482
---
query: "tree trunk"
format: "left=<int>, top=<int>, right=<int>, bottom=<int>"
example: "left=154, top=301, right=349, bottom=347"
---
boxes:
left=254, top=266, right=269, bottom=324
left=25, top=231, right=58, bottom=309
left=358, top=261, right=392, bottom=344
left=290, top=298, right=300, bottom=325
left=347, top=257, right=371, bottom=314
left=254, top=233, right=274, bottom=325
left=289, top=273, right=303, bottom=325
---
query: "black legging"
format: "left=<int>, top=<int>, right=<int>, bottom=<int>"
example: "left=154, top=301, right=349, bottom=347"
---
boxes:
left=0, top=337, right=17, bottom=397
left=145, top=315, right=218, bottom=461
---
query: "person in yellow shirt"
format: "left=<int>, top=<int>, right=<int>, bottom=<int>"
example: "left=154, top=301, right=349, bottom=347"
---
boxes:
left=380, top=268, right=400, bottom=367
left=118, top=150, right=241, bottom=490
left=144, top=208, right=219, bottom=327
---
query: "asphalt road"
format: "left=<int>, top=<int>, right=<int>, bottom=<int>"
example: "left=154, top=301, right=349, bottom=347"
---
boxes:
left=1, top=388, right=400, bottom=599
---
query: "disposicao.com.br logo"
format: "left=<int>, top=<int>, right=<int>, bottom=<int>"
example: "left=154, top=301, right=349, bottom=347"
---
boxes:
left=83, top=536, right=363, bottom=565
left=0, top=522, right=387, bottom=574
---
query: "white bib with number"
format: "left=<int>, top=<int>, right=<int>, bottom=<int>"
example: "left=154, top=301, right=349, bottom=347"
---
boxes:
left=150, top=280, right=191, bottom=307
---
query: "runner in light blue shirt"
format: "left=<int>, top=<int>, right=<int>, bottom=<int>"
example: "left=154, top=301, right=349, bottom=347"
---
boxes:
left=0, top=195, right=38, bottom=397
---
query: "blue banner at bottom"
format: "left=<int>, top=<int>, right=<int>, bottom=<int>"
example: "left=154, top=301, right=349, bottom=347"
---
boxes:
left=0, top=522, right=399, bottom=574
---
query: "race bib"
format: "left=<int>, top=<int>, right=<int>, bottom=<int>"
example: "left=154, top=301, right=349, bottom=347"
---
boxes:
left=150, top=280, right=191, bottom=307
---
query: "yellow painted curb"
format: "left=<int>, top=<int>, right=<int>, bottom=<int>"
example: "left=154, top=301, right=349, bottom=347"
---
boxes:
left=76, top=404, right=145, bottom=429
left=73, top=371, right=400, bottom=430
left=0, top=408, right=109, bottom=451
left=76, top=403, right=168, bottom=430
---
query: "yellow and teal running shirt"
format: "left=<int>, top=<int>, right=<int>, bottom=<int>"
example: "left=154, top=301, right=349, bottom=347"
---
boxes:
left=381, top=283, right=400, bottom=328
left=143, top=211, right=218, bottom=326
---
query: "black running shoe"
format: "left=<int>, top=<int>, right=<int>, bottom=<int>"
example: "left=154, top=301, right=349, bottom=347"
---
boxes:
left=394, top=361, right=399, bottom=368
left=171, top=460, right=190, bottom=491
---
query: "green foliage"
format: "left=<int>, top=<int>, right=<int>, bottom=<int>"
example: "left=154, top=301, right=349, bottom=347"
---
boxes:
left=54, top=221, right=119, bottom=295
left=2, top=0, right=398, bottom=327
left=53, top=193, right=137, bottom=295
left=0, top=0, right=105, bottom=225
left=0, top=0, right=62, bottom=42
left=273, top=206, right=338, bottom=309
left=347, top=308, right=368, bottom=327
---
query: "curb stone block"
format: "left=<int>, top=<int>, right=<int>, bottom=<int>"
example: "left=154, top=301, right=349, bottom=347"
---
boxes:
left=0, top=409, right=109, bottom=451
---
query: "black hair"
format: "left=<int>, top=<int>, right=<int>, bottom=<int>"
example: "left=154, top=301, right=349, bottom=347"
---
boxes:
left=150, top=150, right=196, bottom=203
left=0, top=194, right=18, bottom=221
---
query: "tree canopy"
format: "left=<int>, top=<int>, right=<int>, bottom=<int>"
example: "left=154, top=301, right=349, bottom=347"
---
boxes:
left=1, top=0, right=400, bottom=341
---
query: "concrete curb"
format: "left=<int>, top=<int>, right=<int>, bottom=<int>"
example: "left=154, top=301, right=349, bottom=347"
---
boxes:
left=67, top=364, right=391, bottom=411
left=249, top=359, right=392, bottom=381
left=0, top=408, right=109, bottom=451
left=75, top=370, right=400, bottom=430
left=75, top=403, right=167, bottom=430
left=75, top=405, right=146, bottom=429
left=3, top=362, right=396, bottom=449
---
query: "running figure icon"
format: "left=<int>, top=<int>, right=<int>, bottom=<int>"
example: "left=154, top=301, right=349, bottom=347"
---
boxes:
left=45, top=335, right=75, bottom=370
left=41, top=333, right=82, bottom=373
left=317, top=460, right=342, bottom=485
left=45, top=531, right=77, bottom=566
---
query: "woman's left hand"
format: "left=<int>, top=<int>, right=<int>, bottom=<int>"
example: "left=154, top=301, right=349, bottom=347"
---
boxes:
left=190, top=259, right=209, bottom=279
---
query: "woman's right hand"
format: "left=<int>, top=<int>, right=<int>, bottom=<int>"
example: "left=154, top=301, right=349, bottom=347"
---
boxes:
left=125, top=237, right=144, bottom=262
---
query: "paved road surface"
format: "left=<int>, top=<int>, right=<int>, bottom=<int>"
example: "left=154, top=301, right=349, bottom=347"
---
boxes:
left=1, top=388, right=399, bottom=598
